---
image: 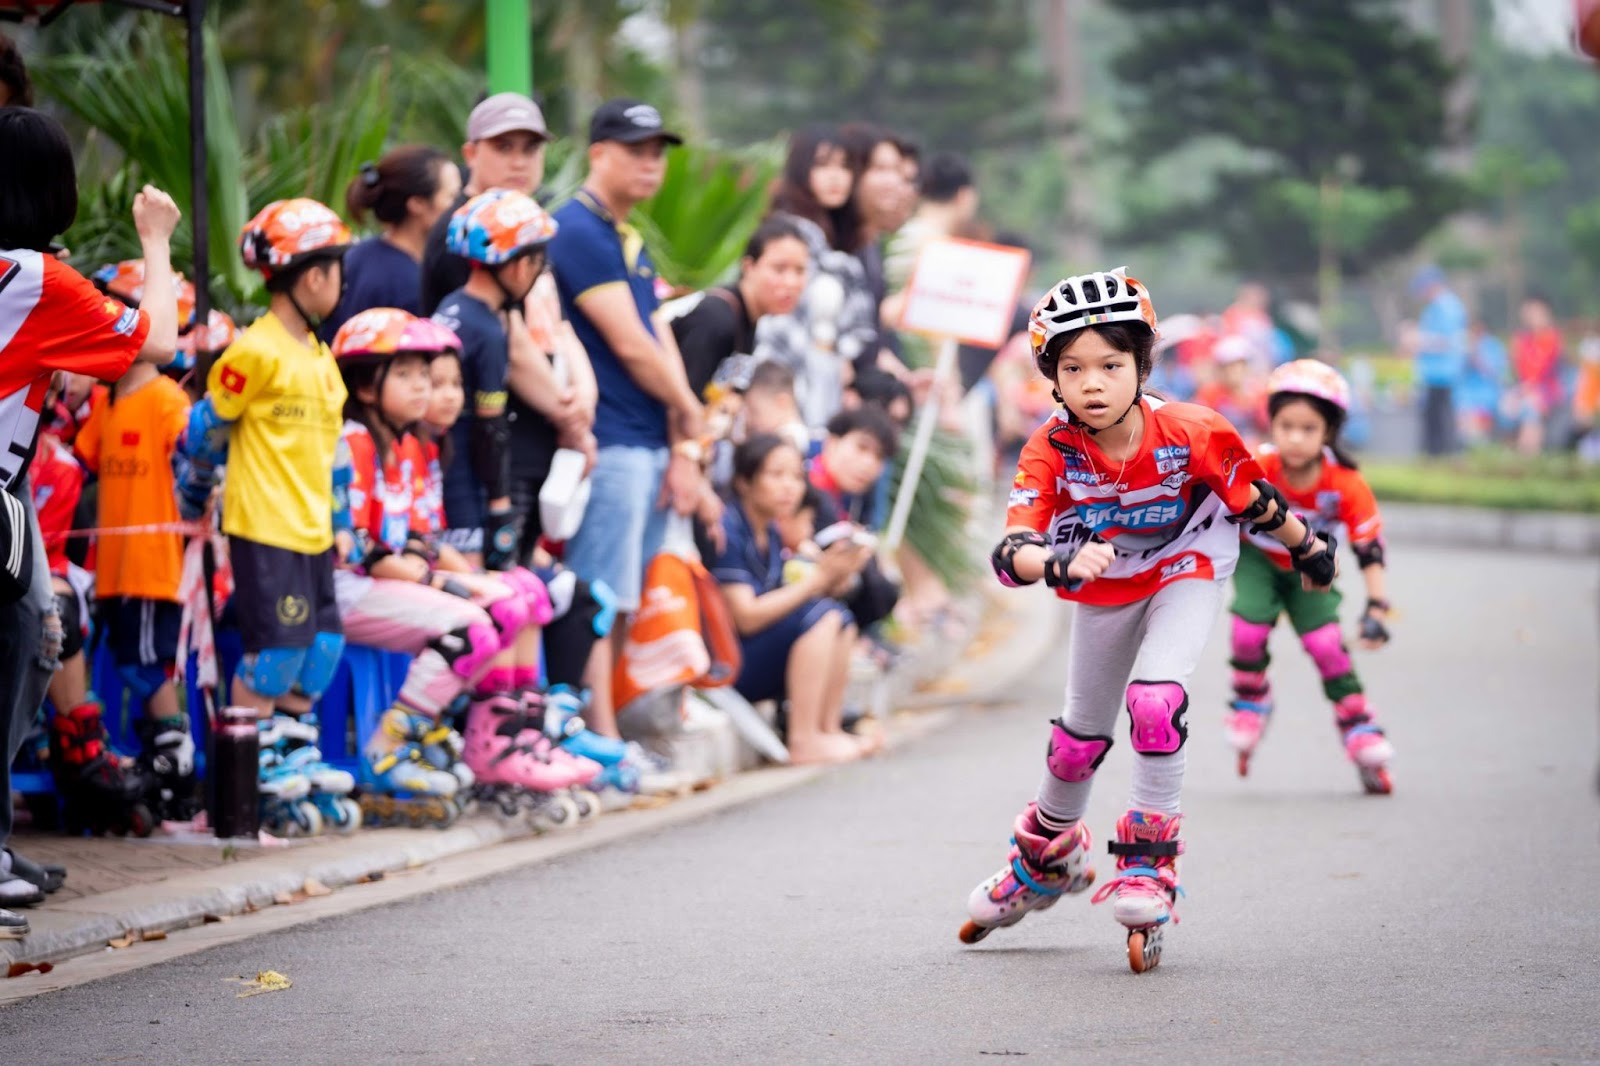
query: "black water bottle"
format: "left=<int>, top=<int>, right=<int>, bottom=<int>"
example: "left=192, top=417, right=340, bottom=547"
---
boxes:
left=209, top=706, right=259, bottom=838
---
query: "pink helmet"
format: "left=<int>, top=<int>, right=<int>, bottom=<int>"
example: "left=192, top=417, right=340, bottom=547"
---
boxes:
left=1267, top=358, right=1350, bottom=413
left=400, top=317, right=463, bottom=357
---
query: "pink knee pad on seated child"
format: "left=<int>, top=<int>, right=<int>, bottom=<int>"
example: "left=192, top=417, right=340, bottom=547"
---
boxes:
left=486, top=593, right=532, bottom=639
left=505, top=567, right=554, bottom=626
left=1126, top=680, right=1189, bottom=755
left=432, top=620, right=502, bottom=684
left=1045, top=719, right=1114, bottom=783
left=1230, top=616, right=1273, bottom=667
left=1300, top=623, right=1353, bottom=682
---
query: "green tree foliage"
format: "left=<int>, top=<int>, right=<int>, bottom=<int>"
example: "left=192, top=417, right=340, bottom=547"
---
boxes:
left=695, top=0, right=1045, bottom=159
left=1108, top=0, right=1465, bottom=291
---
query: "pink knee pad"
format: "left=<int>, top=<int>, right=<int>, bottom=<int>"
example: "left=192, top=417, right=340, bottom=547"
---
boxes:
left=1230, top=616, right=1273, bottom=667
left=1046, top=719, right=1113, bottom=783
left=1126, top=680, right=1189, bottom=755
left=507, top=567, right=554, bottom=626
left=444, top=620, right=502, bottom=683
left=488, top=593, right=532, bottom=639
left=1300, top=623, right=1353, bottom=682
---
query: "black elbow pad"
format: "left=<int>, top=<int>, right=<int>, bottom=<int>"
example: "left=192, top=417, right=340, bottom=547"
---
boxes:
left=1352, top=538, right=1385, bottom=569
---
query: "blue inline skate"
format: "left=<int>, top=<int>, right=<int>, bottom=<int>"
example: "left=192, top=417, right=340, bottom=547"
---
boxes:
left=262, top=713, right=362, bottom=834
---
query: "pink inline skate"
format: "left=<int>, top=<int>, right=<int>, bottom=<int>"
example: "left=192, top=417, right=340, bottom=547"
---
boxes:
left=960, top=803, right=1095, bottom=945
left=461, top=694, right=582, bottom=830
left=1091, top=809, right=1183, bottom=973
left=1334, top=694, right=1394, bottom=794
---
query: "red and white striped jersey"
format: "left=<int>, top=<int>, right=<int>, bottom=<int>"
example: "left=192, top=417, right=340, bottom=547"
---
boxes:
left=0, top=249, right=148, bottom=490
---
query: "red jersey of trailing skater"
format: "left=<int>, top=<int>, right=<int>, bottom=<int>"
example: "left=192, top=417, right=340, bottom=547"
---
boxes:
left=342, top=421, right=429, bottom=559
left=1246, top=446, right=1382, bottom=571
left=1006, top=397, right=1265, bottom=606
left=27, top=432, right=83, bottom=577
left=0, top=250, right=150, bottom=491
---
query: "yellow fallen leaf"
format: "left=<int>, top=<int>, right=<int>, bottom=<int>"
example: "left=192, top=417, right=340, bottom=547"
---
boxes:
left=272, top=891, right=293, bottom=906
left=235, top=970, right=292, bottom=998
left=108, top=935, right=135, bottom=949
left=303, top=878, right=332, bottom=898
left=140, top=929, right=168, bottom=942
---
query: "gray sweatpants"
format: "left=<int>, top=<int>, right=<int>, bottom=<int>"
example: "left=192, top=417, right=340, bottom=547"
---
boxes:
left=1, top=479, right=58, bottom=849
left=1037, top=577, right=1225, bottom=823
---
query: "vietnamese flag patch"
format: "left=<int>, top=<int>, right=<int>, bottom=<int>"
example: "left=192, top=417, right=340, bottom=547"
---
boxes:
left=220, top=367, right=248, bottom=394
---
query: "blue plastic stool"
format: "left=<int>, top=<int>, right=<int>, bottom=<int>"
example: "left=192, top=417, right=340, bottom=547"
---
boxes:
left=312, top=644, right=407, bottom=774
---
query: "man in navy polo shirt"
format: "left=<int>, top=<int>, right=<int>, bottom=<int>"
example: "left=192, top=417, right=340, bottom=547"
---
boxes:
left=551, top=99, right=705, bottom=616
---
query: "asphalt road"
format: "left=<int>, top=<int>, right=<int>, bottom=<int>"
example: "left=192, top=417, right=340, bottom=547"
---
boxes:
left=3, top=545, right=1597, bottom=1065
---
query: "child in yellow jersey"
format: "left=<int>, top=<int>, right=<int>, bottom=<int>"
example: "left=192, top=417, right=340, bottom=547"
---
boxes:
left=176, top=199, right=351, bottom=735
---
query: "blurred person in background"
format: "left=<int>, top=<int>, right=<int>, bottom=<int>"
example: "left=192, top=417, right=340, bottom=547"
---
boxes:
left=1406, top=265, right=1467, bottom=457
left=1460, top=319, right=1508, bottom=447
left=1510, top=294, right=1565, bottom=455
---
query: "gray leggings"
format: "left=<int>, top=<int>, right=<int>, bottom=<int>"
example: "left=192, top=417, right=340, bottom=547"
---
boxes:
left=1, top=478, right=57, bottom=848
left=1036, top=577, right=1225, bottom=823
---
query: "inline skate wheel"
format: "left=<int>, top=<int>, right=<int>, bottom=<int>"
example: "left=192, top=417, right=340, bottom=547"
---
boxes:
left=1127, top=927, right=1163, bottom=974
left=331, top=797, right=364, bottom=834
left=570, top=788, right=601, bottom=821
left=125, top=802, right=157, bottom=838
left=275, top=803, right=324, bottom=838
left=529, top=793, right=580, bottom=832
left=1237, top=751, right=1250, bottom=778
left=958, top=920, right=992, bottom=945
left=1359, top=766, right=1393, bottom=795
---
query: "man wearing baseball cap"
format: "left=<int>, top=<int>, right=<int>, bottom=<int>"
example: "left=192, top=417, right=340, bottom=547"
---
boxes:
left=549, top=98, right=703, bottom=629
left=420, top=92, right=550, bottom=315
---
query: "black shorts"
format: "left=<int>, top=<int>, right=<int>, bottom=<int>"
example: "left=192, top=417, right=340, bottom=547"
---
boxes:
left=227, top=535, right=340, bottom=653
left=102, top=596, right=182, bottom=667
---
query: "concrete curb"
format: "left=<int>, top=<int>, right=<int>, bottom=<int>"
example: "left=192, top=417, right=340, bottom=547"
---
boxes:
left=1383, top=502, right=1600, bottom=557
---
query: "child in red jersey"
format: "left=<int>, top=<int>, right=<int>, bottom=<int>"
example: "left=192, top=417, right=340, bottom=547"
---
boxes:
left=959, top=268, right=1339, bottom=973
left=1225, top=359, right=1394, bottom=794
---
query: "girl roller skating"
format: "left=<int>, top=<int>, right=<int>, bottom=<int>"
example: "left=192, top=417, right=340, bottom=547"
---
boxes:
left=960, top=268, right=1339, bottom=973
left=1225, top=359, right=1395, bottom=794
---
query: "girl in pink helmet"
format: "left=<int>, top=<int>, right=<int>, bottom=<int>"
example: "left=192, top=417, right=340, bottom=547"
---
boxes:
left=1225, top=358, right=1395, bottom=794
left=959, top=269, right=1339, bottom=973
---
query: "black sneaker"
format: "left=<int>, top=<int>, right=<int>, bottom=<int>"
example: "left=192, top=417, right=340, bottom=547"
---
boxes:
left=0, top=906, right=29, bottom=939
left=4, top=848, right=65, bottom=893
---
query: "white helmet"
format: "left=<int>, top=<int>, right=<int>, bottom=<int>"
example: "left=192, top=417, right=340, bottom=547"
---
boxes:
left=1028, top=266, right=1159, bottom=366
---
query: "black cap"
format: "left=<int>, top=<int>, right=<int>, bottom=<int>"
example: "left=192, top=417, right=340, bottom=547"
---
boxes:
left=588, top=98, right=684, bottom=146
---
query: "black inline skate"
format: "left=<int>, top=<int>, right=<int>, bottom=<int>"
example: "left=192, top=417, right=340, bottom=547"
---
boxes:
left=49, top=701, right=156, bottom=837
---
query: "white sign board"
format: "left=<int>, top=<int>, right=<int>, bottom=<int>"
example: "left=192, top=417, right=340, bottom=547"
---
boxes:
left=898, top=238, right=1032, bottom=348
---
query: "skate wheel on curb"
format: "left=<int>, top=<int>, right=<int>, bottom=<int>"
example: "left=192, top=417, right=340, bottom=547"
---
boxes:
left=958, top=920, right=992, bottom=945
left=529, top=793, right=580, bottom=832
left=571, top=789, right=601, bottom=821
left=331, top=797, right=364, bottom=834
left=1127, top=927, right=1163, bottom=974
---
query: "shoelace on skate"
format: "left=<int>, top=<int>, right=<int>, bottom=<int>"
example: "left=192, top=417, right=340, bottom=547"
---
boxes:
left=1090, top=865, right=1184, bottom=922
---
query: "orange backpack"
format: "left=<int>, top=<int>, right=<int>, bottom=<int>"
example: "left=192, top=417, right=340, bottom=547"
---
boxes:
left=612, top=550, right=742, bottom=717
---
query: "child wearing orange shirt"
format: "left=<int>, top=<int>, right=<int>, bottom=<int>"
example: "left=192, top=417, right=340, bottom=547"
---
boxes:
left=75, top=356, right=198, bottom=820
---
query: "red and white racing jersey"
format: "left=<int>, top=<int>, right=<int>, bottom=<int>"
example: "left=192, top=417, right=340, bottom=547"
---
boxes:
left=0, top=249, right=148, bottom=490
left=1245, top=446, right=1383, bottom=569
left=1007, top=397, right=1265, bottom=606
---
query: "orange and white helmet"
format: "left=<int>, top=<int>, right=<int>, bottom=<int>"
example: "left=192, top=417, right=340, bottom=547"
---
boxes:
left=92, top=259, right=197, bottom=329
left=239, top=198, right=351, bottom=278
left=172, top=309, right=238, bottom=370
left=331, top=307, right=418, bottom=368
left=1267, top=358, right=1350, bottom=414
left=1028, top=267, right=1158, bottom=367
left=445, top=189, right=558, bottom=267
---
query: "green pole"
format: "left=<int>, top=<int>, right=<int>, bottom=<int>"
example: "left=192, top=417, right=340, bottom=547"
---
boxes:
left=486, top=0, right=532, bottom=96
